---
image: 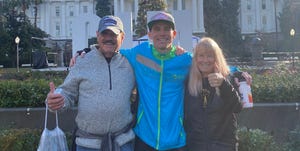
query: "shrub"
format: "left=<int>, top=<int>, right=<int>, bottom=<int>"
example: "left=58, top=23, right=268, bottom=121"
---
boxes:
left=0, top=128, right=42, bottom=151
left=251, top=72, right=300, bottom=102
left=0, top=63, right=299, bottom=107
left=243, top=63, right=300, bottom=103
left=283, top=126, right=300, bottom=151
left=0, top=69, right=66, bottom=107
left=0, top=79, right=63, bottom=107
left=238, top=127, right=282, bottom=151
left=2, top=127, right=297, bottom=151
left=0, top=128, right=72, bottom=151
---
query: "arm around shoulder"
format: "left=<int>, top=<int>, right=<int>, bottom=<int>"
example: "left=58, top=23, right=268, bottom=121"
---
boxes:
left=219, top=78, right=243, bottom=112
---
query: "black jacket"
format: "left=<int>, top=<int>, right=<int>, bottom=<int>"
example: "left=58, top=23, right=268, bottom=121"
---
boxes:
left=184, top=78, right=243, bottom=151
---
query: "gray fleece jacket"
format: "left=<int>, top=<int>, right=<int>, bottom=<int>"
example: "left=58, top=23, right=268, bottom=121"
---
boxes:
left=57, top=45, right=135, bottom=149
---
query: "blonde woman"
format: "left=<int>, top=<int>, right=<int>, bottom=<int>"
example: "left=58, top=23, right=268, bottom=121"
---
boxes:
left=184, top=37, right=242, bottom=151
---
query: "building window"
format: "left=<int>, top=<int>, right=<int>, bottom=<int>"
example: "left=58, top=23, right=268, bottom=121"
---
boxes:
left=83, top=6, right=88, bottom=13
left=247, top=15, right=252, bottom=25
left=247, top=0, right=251, bottom=10
left=262, top=0, right=266, bottom=10
left=56, top=22, right=60, bottom=36
left=69, top=6, right=74, bottom=16
left=55, top=6, right=60, bottom=17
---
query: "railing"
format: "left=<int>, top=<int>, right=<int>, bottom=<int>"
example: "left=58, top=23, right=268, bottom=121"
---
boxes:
left=254, top=102, right=300, bottom=110
left=262, top=51, right=300, bottom=61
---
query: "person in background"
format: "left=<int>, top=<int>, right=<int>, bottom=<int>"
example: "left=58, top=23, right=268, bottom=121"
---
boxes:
left=184, top=37, right=243, bottom=151
left=46, top=15, right=135, bottom=151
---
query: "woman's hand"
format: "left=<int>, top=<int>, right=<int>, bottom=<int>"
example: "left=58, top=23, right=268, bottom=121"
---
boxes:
left=208, top=72, right=224, bottom=88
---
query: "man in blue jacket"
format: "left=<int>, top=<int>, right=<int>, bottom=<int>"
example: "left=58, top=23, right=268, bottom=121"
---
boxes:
left=121, top=12, right=191, bottom=151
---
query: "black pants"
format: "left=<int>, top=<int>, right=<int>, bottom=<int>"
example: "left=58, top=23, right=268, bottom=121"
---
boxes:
left=134, top=136, right=186, bottom=151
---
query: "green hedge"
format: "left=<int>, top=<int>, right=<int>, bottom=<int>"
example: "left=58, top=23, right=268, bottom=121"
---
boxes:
left=0, top=128, right=72, bottom=151
left=0, top=79, right=63, bottom=107
left=1, top=127, right=299, bottom=151
left=0, top=64, right=299, bottom=108
left=284, top=126, right=300, bottom=151
left=238, top=127, right=281, bottom=151
left=251, top=72, right=300, bottom=102
left=238, top=126, right=300, bottom=151
left=242, top=62, right=300, bottom=103
left=0, top=70, right=65, bottom=107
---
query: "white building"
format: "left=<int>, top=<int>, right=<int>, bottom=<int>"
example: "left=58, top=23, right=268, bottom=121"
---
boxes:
left=240, top=0, right=284, bottom=34
left=24, top=0, right=287, bottom=65
left=26, top=0, right=96, bottom=40
left=26, top=0, right=285, bottom=38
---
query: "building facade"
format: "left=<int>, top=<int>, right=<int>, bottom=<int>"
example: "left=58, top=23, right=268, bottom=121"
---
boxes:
left=25, top=0, right=296, bottom=66
left=26, top=0, right=287, bottom=39
left=26, top=0, right=96, bottom=40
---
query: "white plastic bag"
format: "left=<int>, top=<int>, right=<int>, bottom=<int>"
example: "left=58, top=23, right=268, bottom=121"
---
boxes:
left=37, top=104, right=69, bottom=151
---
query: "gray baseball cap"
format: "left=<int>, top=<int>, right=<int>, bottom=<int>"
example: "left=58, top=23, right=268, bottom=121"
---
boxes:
left=98, top=15, right=124, bottom=35
left=148, top=11, right=175, bottom=30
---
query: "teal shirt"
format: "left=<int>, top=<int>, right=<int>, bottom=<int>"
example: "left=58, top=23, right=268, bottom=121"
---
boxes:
left=121, top=42, right=192, bottom=150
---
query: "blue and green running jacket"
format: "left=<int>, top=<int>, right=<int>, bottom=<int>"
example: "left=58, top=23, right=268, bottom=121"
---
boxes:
left=120, top=42, right=192, bottom=150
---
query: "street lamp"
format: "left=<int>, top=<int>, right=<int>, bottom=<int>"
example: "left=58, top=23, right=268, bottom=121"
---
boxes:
left=15, top=36, right=20, bottom=72
left=290, top=28, right=295, bottom=69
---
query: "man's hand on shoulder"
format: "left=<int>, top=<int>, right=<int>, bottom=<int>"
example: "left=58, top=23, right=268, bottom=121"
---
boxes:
left=233, top=72, right=253, bottom=86
left=69, top=48, right=90, bottom=67
left=175, top=45, right=187, bottom=55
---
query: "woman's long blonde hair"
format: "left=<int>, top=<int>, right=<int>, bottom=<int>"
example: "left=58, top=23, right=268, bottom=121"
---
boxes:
left=188, top=37, right=230, bottom=96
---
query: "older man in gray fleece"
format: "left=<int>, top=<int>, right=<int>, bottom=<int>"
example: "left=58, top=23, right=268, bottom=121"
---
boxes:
left=46, top=15, right=135, bottom=151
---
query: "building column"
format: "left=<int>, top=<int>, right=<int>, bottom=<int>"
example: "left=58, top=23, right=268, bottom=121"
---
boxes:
left=198, top=0, right=204, bottom=33
left=120, top=0, right=124, bottom=12
left=178, top=0, right=182, bottom=10
left=114, top=0, right=119, bottom=16
left=192, top=0, right=197, bottom=32
left=255, top=0, right=261, bottom=31
left=44, top=2, right=50, bottom=34
left=61, top=1, right=66, bottom=38
left=192, top=0, right=204, bottom=33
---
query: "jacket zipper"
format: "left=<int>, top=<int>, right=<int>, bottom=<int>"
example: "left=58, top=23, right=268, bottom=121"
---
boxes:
left=156, top=59, right=164, bottom=150
left=108, top=63, right=112, bottom=90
